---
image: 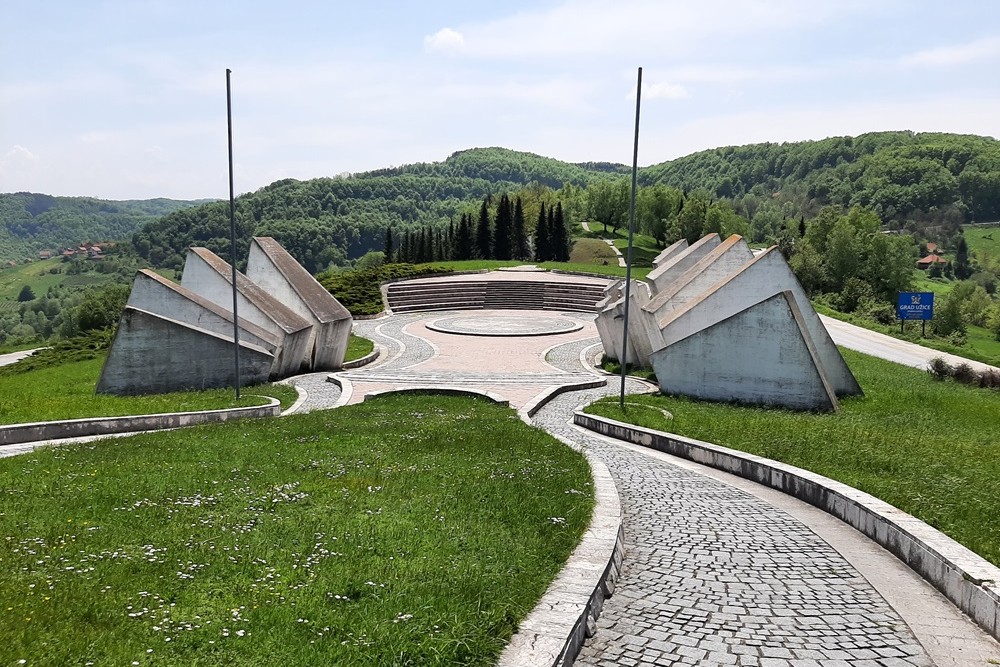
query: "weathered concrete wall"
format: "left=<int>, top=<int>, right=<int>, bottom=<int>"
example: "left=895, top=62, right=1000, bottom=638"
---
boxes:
left=594, top=280, right=641, bottom=365
left=651, top=238, right=689, bottom=268
left=245, top=237, right=352, bottom=370
left=658, top=248, right=862, bottom=397
left=181, top=247, right=313, bottom=377
left=128, top=269, right=280, bottom=356
left=628, top=236, right=753, bottom=367
left=647, top=233, right=721, bottom=293
left=651, top=292, right=838, bottom=411
left=96, top=307, right=274, bottom=395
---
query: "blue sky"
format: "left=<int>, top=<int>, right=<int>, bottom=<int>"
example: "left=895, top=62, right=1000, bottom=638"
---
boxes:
left=3, top=0, right=1000, bottom=200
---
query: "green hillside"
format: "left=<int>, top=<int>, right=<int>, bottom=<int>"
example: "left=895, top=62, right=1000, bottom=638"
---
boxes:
left=0, top=193, right=211, bottom=262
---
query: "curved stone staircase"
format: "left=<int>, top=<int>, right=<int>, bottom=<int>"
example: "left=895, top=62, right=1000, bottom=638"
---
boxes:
left=386, top=278, right=607, bottom=313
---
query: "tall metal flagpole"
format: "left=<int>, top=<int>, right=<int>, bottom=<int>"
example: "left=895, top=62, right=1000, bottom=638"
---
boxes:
left=226, top=68, right=241, bottom=400
left=619, top=67, right=642, bottom=409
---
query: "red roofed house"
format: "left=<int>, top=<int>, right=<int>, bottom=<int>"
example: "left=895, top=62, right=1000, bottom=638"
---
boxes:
left=917, top=253, right=947, bottom=270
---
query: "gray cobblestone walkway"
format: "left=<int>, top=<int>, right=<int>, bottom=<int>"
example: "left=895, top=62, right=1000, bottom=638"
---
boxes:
left=531, top=386, right=932, bottom=666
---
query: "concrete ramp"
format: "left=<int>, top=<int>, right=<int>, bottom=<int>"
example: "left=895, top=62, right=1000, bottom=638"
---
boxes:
left=646, top=233, right=721, bottom=293
left=651, top=238, right=689, bottom=268
left=181, top=247, right=313, bottom=377
left=651, top=291, right=839, bottom=411
left=659, top=247, right=862, bottom=397
left=247, top=237, right=352, bottom=371
left=97, top=307, right=274, bottom=395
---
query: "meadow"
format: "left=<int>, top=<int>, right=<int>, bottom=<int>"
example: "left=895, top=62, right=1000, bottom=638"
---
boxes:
left=0, top=394, right=593, bottom=666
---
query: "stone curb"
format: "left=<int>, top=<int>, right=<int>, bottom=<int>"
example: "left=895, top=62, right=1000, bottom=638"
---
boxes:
left=276, top=381, right=309, bottom=416
left=518, top=379, right=609, bottom=421
left=341, top=348, right=380, bottom=369
left=574, top=411, right=1000, bottom=643
left=359, top=386, right=509, bottom=406
left=497, top=428, right=624, bottom=667
left=0, top=398, right=281, bottom=447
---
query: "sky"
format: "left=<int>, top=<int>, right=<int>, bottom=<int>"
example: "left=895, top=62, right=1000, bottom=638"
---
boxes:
left=3, top=0, right=1000, bottom=200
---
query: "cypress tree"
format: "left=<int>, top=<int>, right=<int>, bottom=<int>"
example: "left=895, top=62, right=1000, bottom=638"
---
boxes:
left=512, top=196, right=529, bottom=260
left=454, top=213, right=474, bottom=260
left=384, top=227, right=394, bottom=263
left=400, top=230, right=410, bottom=263
left=493, top=193, right=513, bottom=260
left=956, top=235, right=971, bottom=279
left=534, top=203, right=550, bottom=262
left=798, top=216, right=806, bottom=238
left=552, top=201, right=569, bottom=261
left=476, top=198, right=492, bottom=259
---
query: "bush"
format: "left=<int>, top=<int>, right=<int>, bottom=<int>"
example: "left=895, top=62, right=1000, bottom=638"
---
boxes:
left=952, top=362, right=977, bottom=384
left=318, top=263, right=454, bottom=316
left=928, top=357, right=952, bottom=380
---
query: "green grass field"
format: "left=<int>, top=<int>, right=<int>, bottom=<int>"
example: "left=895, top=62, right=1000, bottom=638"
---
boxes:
left=0, top=394, right=593, bottom=666
left=586, top=348, right=1000, bottom=567
left=963, top=224, right=1000, bottom=267
left=0, top=258, right=69, bottom=300
left=0, top=356, right=298, bottom=425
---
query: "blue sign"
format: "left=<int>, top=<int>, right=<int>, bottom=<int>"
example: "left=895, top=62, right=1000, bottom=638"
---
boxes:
left=897, top=292, right=934, bottom=320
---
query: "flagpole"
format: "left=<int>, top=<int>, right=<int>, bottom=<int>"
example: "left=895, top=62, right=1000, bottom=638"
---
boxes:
left=226, top=68, right=241, bottom=400
left=619, top=66, right=642, bottom=409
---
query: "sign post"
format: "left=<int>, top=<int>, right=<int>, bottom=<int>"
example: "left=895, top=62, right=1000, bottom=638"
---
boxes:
left=897, top=292, right=934, bottom=337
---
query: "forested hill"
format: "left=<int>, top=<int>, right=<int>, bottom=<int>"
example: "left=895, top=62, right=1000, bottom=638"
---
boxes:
left=640, top=131, right=1000, bottom=223
left=133, top=133, right=1000, bottom=273
left=0, top=193, right=210, bottom=262
left=132, top=147, right=627, bottom=272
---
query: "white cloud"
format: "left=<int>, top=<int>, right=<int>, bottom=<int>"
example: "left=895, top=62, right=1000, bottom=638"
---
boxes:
left=900, top=37, right=1000, bottom=68
left=4, top=145, right=37, bottom=162
left=424, top=28, right=466, bottom=54
left=637, top=81, right=691, bottom=100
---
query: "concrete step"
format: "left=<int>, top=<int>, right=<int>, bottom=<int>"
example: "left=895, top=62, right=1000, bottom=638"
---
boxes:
left=386, top=278, right=606, bottom=313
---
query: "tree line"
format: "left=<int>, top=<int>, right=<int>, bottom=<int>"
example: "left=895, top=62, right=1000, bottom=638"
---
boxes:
left=388, top=194, right=571, bottom=264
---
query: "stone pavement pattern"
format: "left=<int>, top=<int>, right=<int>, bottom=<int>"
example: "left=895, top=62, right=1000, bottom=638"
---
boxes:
left=532, top=386, right=933, bottom=667
left=340, top=310, right=935, bottom=666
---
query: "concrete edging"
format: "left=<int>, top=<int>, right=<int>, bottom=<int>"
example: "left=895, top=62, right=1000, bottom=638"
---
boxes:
left=574, top=411, right=1000, bottom=643
left=0, top=398, right=282, bottom=446
left=341, top=348, right=380, bottom=369
left=518, top=379, right=609, bottom=421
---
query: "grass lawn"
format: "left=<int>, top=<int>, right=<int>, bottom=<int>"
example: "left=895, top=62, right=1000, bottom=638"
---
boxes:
left=585, top=348, right=1000, bottom=567
left=963, top=224, right=1000, bottom=266
left=345, top=334, right=374, bottom=362
left=0, top=394, right=593, bottom=666
left=0, top=356, right=298, bottom=425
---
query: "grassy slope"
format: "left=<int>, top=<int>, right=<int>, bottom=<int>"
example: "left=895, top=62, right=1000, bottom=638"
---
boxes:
left=963, top=224, right=1000, bottom=267
left=0, top=394, right=593, bottom=666
left=586, top=348, right=1000, bottom=567
left=0, top=356, right=298, bottom=424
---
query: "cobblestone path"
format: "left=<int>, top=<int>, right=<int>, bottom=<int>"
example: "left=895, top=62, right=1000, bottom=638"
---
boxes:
left=532, top=386, right=932, bottom=666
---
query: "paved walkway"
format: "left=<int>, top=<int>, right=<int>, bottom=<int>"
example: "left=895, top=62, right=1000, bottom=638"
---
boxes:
left=0, top=348, right=41, bottom=368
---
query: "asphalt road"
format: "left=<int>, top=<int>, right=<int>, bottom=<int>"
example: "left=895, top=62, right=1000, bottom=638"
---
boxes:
left=820, top=315, right=1000, bottom=373
left=0, top=348, right=40, bottom=368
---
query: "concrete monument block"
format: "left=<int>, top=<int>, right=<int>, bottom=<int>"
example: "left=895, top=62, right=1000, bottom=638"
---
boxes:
left=96, top=307, right=273, bottom=395
left=128, top=269, right=281, bottom=363
left=646, top=233, right=721, bottom=293
left=246, top=237, right=352, bottom=370
left=595, top=280, right=641, bottom=365
left=651, top=238, right=689, bottom=268
left=658, top=247, right=862, bottom=397
left=628, top=235, right=754, bottom=367
left=181, top=247, right=313, bottom=377
left=650, top=291, right=839, bottom=411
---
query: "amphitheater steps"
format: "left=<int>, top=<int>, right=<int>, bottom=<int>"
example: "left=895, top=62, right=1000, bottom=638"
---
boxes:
left=386, top=279, right=606, bottom=313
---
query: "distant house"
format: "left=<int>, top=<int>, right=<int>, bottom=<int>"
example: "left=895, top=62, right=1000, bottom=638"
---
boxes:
left=917, top=253, right=948, bottom=270
left=926, top=242, right=939, bottom=253
left=6, top=260, right=16, bottom=268
left=38, top=250, right=51, bottom=259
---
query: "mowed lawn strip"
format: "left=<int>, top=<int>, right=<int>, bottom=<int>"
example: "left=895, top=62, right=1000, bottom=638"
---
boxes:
left=0, top=356, right=299, bottom=425
left=0, top=394, right=594, bottom=666
left=585, top=348, right=1000, bottom=567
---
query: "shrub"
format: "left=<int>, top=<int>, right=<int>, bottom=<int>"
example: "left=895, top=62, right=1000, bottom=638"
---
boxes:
left=928, top=357, right=952, bottom=381
left=318, top=263, right=454, bottom=316
left=952, top=362, right=977, bottom=385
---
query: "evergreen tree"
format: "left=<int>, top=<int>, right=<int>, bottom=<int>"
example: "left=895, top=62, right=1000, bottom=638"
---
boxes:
left=17, top=285, right=35, bottom=302
left=384, top=227, right=394, bottom=263
left=454, top=213, right=474, bottom=260
left=476, top=198, right=492, bottom=259
left=955, top=235, right=971, bottom=279
left=552, top=202, right=570, bottom=261
left=400, top=230, right=411, bottom=263
left=798, top=216, right=806, bottom=238
left=493, top=193, right=513, bottom=260
left=534, top=203, right=550, bottom=262
left=512, top=196, right=529, bottom=260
